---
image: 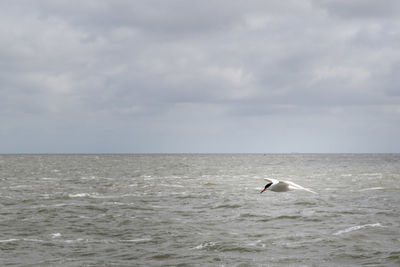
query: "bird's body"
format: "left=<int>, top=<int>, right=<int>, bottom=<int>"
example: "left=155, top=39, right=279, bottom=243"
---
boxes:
left=261, top=178, right=317, bottom=194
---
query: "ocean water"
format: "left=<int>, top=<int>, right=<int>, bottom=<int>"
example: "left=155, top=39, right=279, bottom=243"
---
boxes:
left=0, top=154, right=399, bottom=266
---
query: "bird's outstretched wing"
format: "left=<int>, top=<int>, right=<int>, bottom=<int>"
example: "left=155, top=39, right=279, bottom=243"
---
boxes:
left=284, top=180, right=317, bottom=194
left=263, top=178, right=279, bottom=184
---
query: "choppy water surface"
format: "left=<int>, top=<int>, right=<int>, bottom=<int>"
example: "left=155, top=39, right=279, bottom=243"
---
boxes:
left=0, top=154, right=399, bottom=266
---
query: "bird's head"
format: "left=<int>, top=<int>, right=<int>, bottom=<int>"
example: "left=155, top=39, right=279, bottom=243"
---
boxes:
left=260, top=182, right=273, bottom=193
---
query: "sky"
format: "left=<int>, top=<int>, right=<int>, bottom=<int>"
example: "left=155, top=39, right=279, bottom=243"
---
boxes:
left=1, top=0, right=400, bottom=153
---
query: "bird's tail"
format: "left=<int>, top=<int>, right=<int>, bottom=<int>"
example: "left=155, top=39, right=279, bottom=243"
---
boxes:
left=303, top=188, right=317, bottom=194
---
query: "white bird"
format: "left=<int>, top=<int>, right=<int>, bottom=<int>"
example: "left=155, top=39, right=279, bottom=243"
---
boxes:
left=260, top=178, right=317, bottom=194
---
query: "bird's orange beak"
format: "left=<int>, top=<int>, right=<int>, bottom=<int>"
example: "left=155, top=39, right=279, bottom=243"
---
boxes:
left=260, top=188, right=267, bottom=193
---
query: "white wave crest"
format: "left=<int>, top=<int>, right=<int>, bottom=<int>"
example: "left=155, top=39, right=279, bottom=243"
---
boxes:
left=359, top=187, right=384, bottom=191
left=334, top=223, right=384, bottom=235
left=192, top=241, right=217, bottom=250
left=51, top=233, right=62, bottom=238
left=68, top=193, right=92, bottom=198
left=64, top=238, right=86, bottom=243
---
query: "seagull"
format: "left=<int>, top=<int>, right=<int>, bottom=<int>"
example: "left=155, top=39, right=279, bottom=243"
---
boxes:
left=260, top=178, right=317, bottom=194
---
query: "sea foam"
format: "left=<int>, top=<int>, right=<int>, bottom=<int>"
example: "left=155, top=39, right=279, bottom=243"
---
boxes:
left=334, top=223, right=384, bottom=235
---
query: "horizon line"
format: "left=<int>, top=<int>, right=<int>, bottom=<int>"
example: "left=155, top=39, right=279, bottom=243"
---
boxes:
left=1, top=152, right=399, bottom=155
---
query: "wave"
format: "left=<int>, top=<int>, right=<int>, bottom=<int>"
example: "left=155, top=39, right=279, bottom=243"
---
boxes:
left=0, top=237, right=154, bottom=245
left=51, top=233, right=62, bottom=238
left=333, top=223, right=384, bottom=235
left=212, top=204, right=241, bottom=209
left=192, top=241, right=217, bottom=250
left=120, top=238, right=152, bottom=243
left=68, top=193, right=93, bottom=198
left=159, top=183, right=184, bottom=188
left=0, top=239, right=19, bottom=243
left=359, top=187, right=384, bottom=191
left=361, top=173, right=382, bottom=176
left=40, top=177, right=58, bottom=180
left=67, top=193, right=126, bottom=199
left=0, top=238, right=45, bottom=243
left=64, top=238, right=87, bottom=244
left=294, top=201, right=316, bottom=206
left=276, top=215, right=302, bottom=219
left=247, top=239, right=266, bottom=248
left=239, top=213, right=259, bottom=218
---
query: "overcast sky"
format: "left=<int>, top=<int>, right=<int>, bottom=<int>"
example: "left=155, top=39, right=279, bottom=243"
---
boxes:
left=1, top=0, right=400, bottom=153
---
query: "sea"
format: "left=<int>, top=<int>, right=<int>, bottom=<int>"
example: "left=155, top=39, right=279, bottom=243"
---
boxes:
left=0, top=154, right=399, bottom=266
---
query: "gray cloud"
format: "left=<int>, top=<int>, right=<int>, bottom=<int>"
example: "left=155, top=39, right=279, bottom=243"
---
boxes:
left=1, top=0, right=399, bottom=153
left=314, top=0, right=400, bottom=19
